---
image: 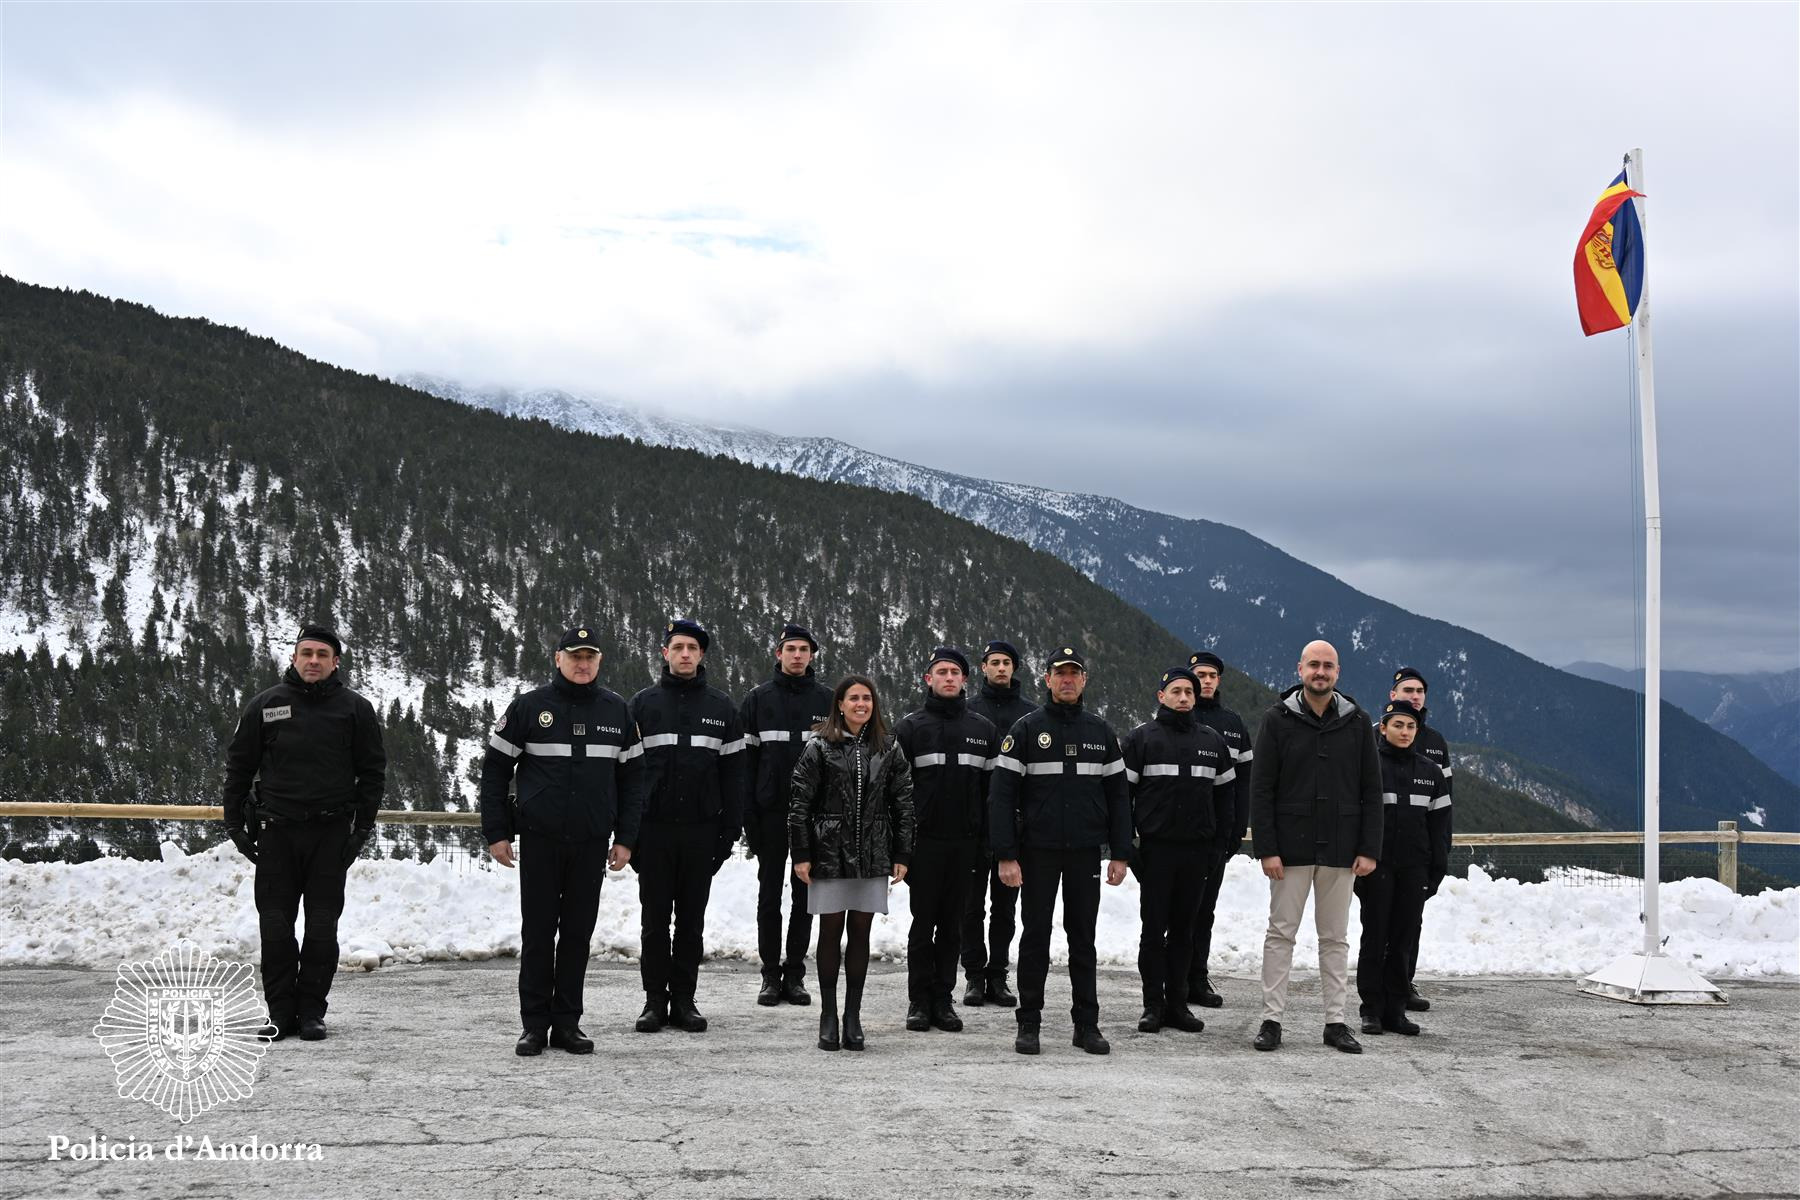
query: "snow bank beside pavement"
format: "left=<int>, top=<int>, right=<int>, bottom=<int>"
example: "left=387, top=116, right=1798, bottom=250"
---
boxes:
left=0, top=844, right=1793, bottom=979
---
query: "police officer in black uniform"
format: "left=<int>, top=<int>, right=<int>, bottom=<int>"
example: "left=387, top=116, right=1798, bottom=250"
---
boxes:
left=629, top=618, right=747, bottom=1034
left=739, top=622, right=832, bottom=1008
left=962, top=638, right=1032, bottom=1009
left=894, top=645, right=998, bottom=1033
left=482, top=625, right=644, bottom=1056
left=1356, top=701, right=1451, bottom=1036
left=223, top=624, right=386, bottom=1043
left=1388, top=666, right=1454, bottom=1012
left=1186, top=650, right=1254, bottom=1008
left=989, top=645, right=1131, bottom=1056
left=1122, top=666, right=1237, bottom=1034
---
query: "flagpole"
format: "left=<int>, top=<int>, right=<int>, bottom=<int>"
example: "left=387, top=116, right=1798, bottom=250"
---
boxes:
left=1578, top=147, right=1722, bottom=1003
left=1625, top=146, right=1662, bottom=958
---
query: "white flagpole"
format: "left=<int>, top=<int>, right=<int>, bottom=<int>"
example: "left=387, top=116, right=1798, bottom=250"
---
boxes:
left=1579, top=147, right=1723, bottom=1003
left=1625, top=146, right=1662, bottom=957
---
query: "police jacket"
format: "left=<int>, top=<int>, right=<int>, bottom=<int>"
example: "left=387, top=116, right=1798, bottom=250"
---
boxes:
left=1122, top=705, right=1236, bottom=845
left=988, top=699, right=1132, bottom=861
left=629, top=667, right=747, bottom=843
left=222, top=667, right=386, bottom=831
left=970, top=677, right=1035, bottom=744
left=1409, top=707, right=1455, bottom=799
left=893, top=691, right=998, bottom=842
left=1248, top=686, right=1383, bottom=869
left=788, top=729, right=916, bottom=879
left=1376, top=738, right=1452, bottom=877
left=739, top=667, right=832, bottom=818
left=1193, top=694, right=1253, bottom=853
left=480, top=672, right=644, bottom=847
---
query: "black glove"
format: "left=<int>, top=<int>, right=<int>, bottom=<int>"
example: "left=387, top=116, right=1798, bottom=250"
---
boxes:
left=226, top=826, right=258, bottom=864
left=342, top=825, right=373, bottom=868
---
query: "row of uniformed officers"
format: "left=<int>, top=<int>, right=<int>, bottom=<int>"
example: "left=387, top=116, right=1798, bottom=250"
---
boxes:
left=223, top=621, right=1450, bottom=1057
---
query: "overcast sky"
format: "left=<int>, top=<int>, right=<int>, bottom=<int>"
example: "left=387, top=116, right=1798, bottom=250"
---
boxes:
left=3, top=3, right=1795, bottom=673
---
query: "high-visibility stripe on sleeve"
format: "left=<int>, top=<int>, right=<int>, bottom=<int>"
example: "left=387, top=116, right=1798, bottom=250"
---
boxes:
left=1073, top=762, right=1104, bottom=776
left=957, top=753, right=992, bottom=770
left=912, top=753, right=946, bottom=769
left=620, top=743, right=644, bottom=763
left=1440, top=765, right=1454, bottom=778
left=1188, top=764, right=1220, bottom=779
left=585, top=744, right=622, bottom=759
left=1382, top=791, right=1399, bottom=805
left=525, top=743, right=573, bottom=757
left=1429, top=795, right=1452, bottom=811
left=1216, top=766, right=1236, bottom=786
left=742, top=732, right=761, bottom=748
left=1102, top=758, right=1125, bottom=777
left=994, top=755, right=1024, bottom=775
left=1407, top=794, right=1433, bottom=808
left=1024, top=762, right=1063, bottom=776
left=640, top=733, right=680, bottom=750
left=488, top=733, right=523, bottom=758
left=755, top=729, right=793, bottom=743
left=720, top=737, right=747, bottom=755
left=690, top=735, right=724, bottom=751
left=1235, top=748, right=1254, bottom=763
left=1140, top=764, right=1181, bottom=778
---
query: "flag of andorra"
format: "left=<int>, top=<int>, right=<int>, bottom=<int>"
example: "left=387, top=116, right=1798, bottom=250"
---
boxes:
left=1574, top=170, right=1645, bottom=336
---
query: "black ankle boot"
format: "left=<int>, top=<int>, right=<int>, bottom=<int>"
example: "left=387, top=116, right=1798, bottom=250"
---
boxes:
left=818, top=989, right=840, bottom=1051
left=842, top=1008, right=865, bottom=1052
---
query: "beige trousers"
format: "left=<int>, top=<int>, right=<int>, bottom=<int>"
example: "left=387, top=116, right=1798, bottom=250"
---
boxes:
left=1260, top=864, right=1356, bottom=1024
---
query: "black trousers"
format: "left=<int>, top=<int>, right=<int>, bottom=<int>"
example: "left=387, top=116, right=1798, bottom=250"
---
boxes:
left=1133, top=839, right=1210, bottom=1011
left=960, top=855, right=1019, bottom=982
left=753, top=806, right=811, bottom=981
left=518, top=835, right=607, bottom=1031
left=1188, top=847, right=1235, bottom=992
left=905, top=835, right=979, bottom=1004
left=1015, top=846, right=1102, bottom=1027
left=1355, top=861, right=1429, bottom=1021
left=1404, top=892, right=1433, bottom=986
left=254, top=817, right=352, bottom=1023
left=637, top=820, right=718, bottom=1002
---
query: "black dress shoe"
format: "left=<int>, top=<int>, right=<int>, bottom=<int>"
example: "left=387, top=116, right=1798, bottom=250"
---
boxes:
left=963, top=977, right=986, bottom=1007
left=668, top=998, right=708, bottom=1033
left=635, top=1000, right=667, bottom=1033
left=1323, top=1023, right=1364, bottom=1054
left=841, top=1011, right=865, bottom=1051
left=549, top=1026, right=595, bottom=1054
left=1405, top=987, right=1431, bottom=1012
left=1253, top=1019, right=1282, bottom=1051
left=1137, top=1007, right=1164, bottom=1033
left=757, top=976, right=782, bottom=1007
left=1014, top=1024, right=1040, bottom=1055
left=1381, top=1015, right=1421, bottom=1036
left=818, top=1011, right=840, bottom=1051
left=515, top=1029, right=548, bottom=1057
left=905, top=1003, right=932, bottom=1032
left=779, top=976, right=812, bottom=1006
left=929, top=998, right=963, bottom=1032
left=1361, top=1018, right=1385, bottom=1035
left=1163, top=1005, right=1205, bottom=1033
left=1192, top=979, right=1224, bottom=1009
left=1072, top=1025, right=1111, bottom=1055
left=984, top=976, right=1018, bottom=1008
left=297, top=1017, right=327, bottom=1041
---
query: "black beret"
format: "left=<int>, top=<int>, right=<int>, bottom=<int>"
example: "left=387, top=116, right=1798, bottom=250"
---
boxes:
left=1392, top=666, right=1428, bottom=690
left=1159, top=666, right=1199, bottom=691
left=663, top=618, right=711, bottom=652
left=928, top=645, right=971, bottom=675
left=1381, top=701, right=1421, bottom=724
left=777, top=623, right=819, bottom=652
left=981, top=639, right=1022, bottom=667
left=1189, top=651, right=1225, bottom=673
left=296, top=624, right=342, bottom=655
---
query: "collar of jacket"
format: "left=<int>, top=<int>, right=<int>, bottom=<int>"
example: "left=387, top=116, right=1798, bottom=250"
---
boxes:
left=1193, top=693, right=1222, bottom=712
left=773, top=666, right=817, bottom=693
left=551, top=671, right=601, bottom=702
left=924, top=690, right=967, bottom=718
left=660, top=666, right=708, bottom=692
left=283, top=666, right=344, bottom=701
left=1280, top=683, right=1359, bottom=725
left=979, top=678, right=1021, bottom=705
left=1153, top=703, right=1196, bottom=731
left=1377, top=737, right=1417, bottom=764
left=1044, top=697, right=1085, bottom=723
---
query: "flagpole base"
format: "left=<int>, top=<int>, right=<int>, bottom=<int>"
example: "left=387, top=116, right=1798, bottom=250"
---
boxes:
left=1578, top=951, right=1727, bottom=1005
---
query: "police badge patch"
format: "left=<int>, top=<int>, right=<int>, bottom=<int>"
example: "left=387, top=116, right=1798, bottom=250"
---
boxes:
left=1037, top=732, right=1053, bottom=749
left=538, top=711, right=554, bottom=728
left=1000, top=735, right=1014, bottom=753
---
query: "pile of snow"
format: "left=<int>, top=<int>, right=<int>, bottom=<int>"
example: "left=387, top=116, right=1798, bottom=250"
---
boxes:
left=0, top=844, right=1794, bottom=978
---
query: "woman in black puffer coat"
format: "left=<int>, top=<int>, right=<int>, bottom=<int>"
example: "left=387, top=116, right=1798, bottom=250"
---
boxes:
left=789, top=675, right=915, bottom=1052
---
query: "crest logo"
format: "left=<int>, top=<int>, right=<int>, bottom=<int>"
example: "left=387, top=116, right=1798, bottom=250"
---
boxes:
left=1036, top=732, right=1053, bottom=749
left=92, top=940, right=268, bottom=1123
left=1000, top=735, right=1014, bottom=753
left=538, top=711, right=554, bottom=728
left=577, top=628, right=589, bottom=638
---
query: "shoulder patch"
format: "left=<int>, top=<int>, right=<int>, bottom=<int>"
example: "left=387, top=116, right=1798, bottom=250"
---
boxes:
left=496, top=713, right=507, bottom=732
left=538, top=711, right=554, bottom=728
left=1000, top=735, right=1014, bottom=753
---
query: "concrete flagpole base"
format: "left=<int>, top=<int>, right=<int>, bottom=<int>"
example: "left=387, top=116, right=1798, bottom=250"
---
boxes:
left=1579, top=951, right=1728, bottom=1005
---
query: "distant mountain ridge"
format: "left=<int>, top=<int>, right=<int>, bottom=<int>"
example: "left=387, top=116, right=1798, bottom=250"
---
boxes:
left=409, top=376, right=1800, bottom=837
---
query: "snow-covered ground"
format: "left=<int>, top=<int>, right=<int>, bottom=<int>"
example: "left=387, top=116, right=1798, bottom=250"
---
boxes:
left=2, top=845, right=1794, bottom=979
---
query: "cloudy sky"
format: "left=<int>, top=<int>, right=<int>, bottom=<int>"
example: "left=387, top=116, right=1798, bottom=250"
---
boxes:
left=3, top=3, right=1795, bottom=673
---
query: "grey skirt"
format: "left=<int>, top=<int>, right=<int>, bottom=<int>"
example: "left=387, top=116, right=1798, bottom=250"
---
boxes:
left=807, top=875, right=890, bottom=915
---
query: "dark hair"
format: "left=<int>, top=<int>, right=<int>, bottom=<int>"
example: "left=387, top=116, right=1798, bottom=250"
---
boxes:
left=814, top=674, right=889, bottom=745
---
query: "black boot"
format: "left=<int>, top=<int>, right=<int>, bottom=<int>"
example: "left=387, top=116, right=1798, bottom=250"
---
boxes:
left=1072, top=1025, right=1111, bottom=1055
left=1137, top=1006, right=1164, bottom=1033
left=549, top=1025, right=594, bottom=1054
left=1191, top=977, right=1224, bottom=1009
left=905, top=1002, right=931, bottom=1032
left=1361, top=1014, right=1386, bottom=1035
left=297, top=1017, right=327, bottom=1041
left=1381, top=1012, right=1421, bottom=1036
left=634, top=997, right=667, bottom=1033
left=757, top=972, right=781, bottom=1007
left=841, top=1008, right=865, bottom=1052
left=818, top=985, right=840, bottom=1051
left=1014, top=1021, right=1041, bottom=1055
left=963, top=975, right=986, bottom=1007
left=1253, top=1019, right=1282, bottom=1051
left=1406, top=986, right=1431, bottom=1012
left=668, top=996, right=708, bottom=1033
left=514, top=1028, right=547, bottom=1057
left=929, top=998, right=963, bottom=1032
left=984, top=974, right=1017, bottom=1008
left=780, top=972, right=812, bottom=1006
left=1163, top=1004, right=1204, bottom=1033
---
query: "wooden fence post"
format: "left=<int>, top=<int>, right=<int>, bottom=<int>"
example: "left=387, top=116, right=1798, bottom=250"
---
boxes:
left=1717, top=820, right=1739, bottom=894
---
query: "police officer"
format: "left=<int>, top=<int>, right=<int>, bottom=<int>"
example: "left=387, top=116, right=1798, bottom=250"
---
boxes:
left=739, top=622, right=832, bottom=1007
left=962, top=638, right=1032, bottom=1009
left=1186, top=650, right=1254, bottom=1009
left=989, top=645, right=1131, bottom=1056
left=629, top=619, right=747, bottom=1034
left=222, top=624, right=385, bottom=1043
left=1388, top=666, right=1453, bottom=1012
left=1122, top=666, right=1236, bottom=1034
left=482, top=625, right=644, bottom=1056
left=894, top=646, right=998, bottom=1033
left=1356, top=701, right=1451, bottom=1036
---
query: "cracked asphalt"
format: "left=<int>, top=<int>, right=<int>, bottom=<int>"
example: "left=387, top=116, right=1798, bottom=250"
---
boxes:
left=2, top=961, right=1795, bottom=1199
